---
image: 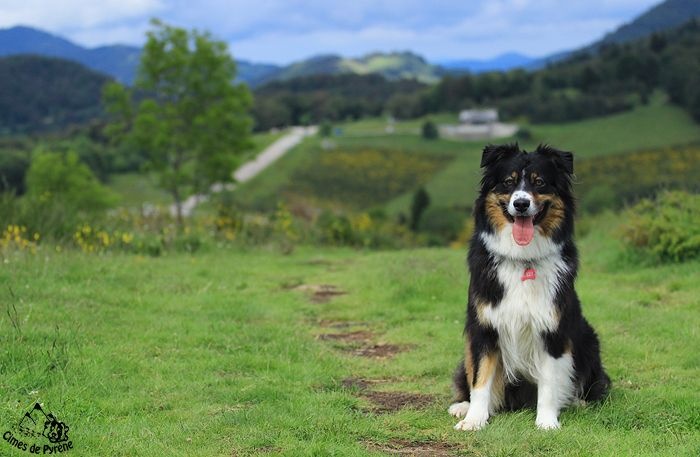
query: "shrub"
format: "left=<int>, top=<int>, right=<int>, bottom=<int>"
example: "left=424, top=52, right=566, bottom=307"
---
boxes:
left=421, top=120, right=439, bottom=140
left=21, top=151, right=118, bottom=237
left=620, top=191, right=700, bottom=262
left=418, top=206, right=468, bottom=245
left=26, top=151, right=117, bottom=212
left=319, top=121, right=333, bottom=137
left=0, top=150, right=30, bottom=194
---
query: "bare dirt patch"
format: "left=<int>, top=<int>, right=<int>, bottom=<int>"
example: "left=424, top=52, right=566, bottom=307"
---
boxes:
left=341, top=377, right=394, bottom=390
left=316, top=319, right=369, bottom=329
left=365, top=439, right=457, bottom=456
left=361, top=391, right=435, bottom=414
left=317, top=330, right=375, bottom=342
left=347, top=343, right=410, bottom=359
left=293, top=284, right=347, bottom=303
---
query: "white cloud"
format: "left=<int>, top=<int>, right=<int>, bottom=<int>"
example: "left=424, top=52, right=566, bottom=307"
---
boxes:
left=0, top=0, right=663, bottom=61
left=0, top=0, right=163, bottom=30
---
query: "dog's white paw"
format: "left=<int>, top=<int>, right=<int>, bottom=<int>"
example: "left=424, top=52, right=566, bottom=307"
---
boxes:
left=454, top=409, right=489, bottom=431
left=535, top=411, right=561, bottom=430
left=448, top=401, right=470, bottom=418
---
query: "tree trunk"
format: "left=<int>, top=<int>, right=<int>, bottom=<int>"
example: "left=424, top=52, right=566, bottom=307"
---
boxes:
left=172, top=188, right=184, bottom=231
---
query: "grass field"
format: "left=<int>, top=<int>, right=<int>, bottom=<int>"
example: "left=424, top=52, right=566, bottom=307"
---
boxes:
left=1, top=215, right=698, bottom=456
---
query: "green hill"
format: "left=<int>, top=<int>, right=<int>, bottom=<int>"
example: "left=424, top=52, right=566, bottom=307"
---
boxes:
left=596, top=0, right=700, bottom=47
left=267, top=51, right=442, bottom=85
left=0, top=55, right=109, bottom=134
left=235, top=99, right=700, bottom=216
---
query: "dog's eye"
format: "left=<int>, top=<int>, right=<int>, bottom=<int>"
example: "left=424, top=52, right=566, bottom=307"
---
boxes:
left=503, top=177, right=515, bottom=187
left=534, top=177, right=545, bottom=187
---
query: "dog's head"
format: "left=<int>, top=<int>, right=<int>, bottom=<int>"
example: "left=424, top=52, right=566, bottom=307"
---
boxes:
left=477, top=143, right=574, bottom=246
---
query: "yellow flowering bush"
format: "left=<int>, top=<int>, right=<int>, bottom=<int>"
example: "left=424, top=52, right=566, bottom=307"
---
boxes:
left=1, top=224, right=39, bottom=254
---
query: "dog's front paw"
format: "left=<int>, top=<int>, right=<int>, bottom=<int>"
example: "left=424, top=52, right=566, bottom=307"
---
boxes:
left=454, top=409, right=489, bottom=431
left=535, top=411, right=561, bottom=430
left=448, top=401, right=470, bottom=418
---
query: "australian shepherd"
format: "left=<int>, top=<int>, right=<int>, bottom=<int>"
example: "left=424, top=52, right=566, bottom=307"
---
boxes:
left=449, top=144, right=610, bottom=430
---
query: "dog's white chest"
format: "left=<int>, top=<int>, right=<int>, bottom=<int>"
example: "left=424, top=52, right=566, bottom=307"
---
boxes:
left=481, top=257, right=566, bottom=381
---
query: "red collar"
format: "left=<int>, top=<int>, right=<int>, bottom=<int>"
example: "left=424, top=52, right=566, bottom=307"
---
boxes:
left=521, top=268, right=537, bottom=281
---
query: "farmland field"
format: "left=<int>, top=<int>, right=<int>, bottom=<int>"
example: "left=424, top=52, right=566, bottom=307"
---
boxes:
left=1, top=215, right=698, bottom=456
left=232, top=100, right=700, bottom=215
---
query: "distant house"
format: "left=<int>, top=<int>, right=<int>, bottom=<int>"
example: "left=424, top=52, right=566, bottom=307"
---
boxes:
left=459, top=109, right=498, bottom=125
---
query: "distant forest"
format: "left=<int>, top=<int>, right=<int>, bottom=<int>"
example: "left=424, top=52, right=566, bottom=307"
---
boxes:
left=0, top=19, right=699, bottom=134
left=253, top=19, right=700, bottom=129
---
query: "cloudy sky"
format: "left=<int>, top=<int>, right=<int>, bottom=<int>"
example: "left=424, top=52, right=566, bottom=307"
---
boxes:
left=0, top=0, right=661, bottom=64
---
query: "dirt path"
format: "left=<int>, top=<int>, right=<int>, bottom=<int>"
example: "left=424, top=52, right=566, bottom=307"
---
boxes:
left=171, top=125, right=317, bottom=217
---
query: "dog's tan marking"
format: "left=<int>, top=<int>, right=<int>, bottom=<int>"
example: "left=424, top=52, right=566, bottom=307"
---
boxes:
left=485, top=192, right=510, bottom=231
left=535, top=194, right=565, bottom=237
left=464, top=336, right=474, bottom=389
left=473, top=351, right=505, bottom=409
left=473, top=297, right=491, bottom=327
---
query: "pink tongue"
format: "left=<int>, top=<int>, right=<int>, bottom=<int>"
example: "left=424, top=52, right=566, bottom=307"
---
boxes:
left=513, top=216, right=534, bottom=246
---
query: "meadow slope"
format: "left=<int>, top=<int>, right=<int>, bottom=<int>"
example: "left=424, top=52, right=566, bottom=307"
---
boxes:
left=1, top=217, right=698, bottom=456
left=232, top=100, right=700, bottom=215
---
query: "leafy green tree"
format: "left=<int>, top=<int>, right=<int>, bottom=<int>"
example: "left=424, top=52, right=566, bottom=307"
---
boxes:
left=103, top=20, right=253, bottom=227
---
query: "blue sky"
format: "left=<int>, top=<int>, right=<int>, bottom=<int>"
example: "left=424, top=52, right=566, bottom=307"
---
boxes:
left=0, top=0, right=661, bottom=64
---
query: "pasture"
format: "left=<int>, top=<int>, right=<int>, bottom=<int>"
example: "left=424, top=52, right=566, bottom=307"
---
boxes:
left=1, top=215, right=698, bottom=456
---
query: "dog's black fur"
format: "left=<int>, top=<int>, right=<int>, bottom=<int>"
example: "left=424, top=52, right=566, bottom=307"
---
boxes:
left=452, top=144, right=610, bottom=423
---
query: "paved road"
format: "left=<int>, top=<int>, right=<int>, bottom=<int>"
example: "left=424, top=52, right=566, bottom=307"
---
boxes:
left=171, top=126, right=317, bottom=217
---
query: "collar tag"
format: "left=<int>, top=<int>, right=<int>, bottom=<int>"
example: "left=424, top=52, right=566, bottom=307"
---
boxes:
left=521, top=268, right=537, bottom=281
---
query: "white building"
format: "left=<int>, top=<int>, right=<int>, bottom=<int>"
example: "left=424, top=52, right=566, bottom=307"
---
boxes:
left=459, top=109, right=499, bottom=125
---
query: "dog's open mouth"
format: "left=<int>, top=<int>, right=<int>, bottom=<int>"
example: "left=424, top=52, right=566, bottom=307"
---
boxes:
left=501, top=201, right=551, bottom=246
left=513, top=216, right=534, bottom=246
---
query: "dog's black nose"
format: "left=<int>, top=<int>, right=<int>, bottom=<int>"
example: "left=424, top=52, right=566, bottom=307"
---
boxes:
left=513, top=198, right=531, bottom=213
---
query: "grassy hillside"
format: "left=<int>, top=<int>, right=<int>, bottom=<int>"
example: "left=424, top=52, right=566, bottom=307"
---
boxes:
left=235, top=99, right=700, bottom=214
left=1, top=216, right=698, bottom=456
left=401, top=99, right=700, bottom=212
left=108, top=129, right=289, bottom=209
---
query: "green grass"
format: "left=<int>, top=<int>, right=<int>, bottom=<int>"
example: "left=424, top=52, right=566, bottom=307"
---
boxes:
left=0, top=217, right=698, bottom=456
left=108, top=173, right=172, bottom=208
left=521, top=100, right=700, bottom=158
left=338, top=113, right=458, bottom=137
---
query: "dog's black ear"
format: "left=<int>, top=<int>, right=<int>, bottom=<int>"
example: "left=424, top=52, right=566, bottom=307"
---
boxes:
left=480, top=143, right=519, bottom=168
left=536, top=144, right=574, bottom=174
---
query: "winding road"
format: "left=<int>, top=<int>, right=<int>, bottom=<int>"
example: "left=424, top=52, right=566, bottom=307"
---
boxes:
left=171, top=126, right=317, bottom=217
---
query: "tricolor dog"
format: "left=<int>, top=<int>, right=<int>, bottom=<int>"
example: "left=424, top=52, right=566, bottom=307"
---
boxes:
left=449, top=144, right=610, bottom=430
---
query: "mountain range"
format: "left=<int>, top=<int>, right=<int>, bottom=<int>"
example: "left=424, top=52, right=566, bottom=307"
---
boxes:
left=0, top=0, right=697, bottom=87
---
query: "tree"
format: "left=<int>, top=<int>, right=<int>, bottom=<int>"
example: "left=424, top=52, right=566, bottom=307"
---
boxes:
left=103, top=20, right=253, bottom=227
left=409, top=187, right=431, bottom=231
